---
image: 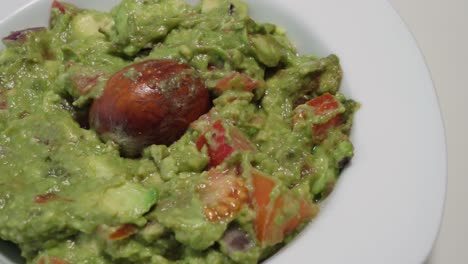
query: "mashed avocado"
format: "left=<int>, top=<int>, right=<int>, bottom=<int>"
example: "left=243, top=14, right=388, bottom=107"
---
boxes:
left=0, top=0, right=358, bottom=263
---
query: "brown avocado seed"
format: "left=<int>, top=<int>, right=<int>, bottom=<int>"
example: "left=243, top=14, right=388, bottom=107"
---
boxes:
left=89, top=59, right=210, bottom=157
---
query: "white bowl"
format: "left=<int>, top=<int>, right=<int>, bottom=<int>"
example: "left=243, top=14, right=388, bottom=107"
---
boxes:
left=0, top=0, right=446, bottom=263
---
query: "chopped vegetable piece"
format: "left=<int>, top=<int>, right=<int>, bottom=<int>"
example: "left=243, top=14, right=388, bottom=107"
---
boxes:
left=108, top=224, right=138, bottom=241
left=52, top=1, right=66, bottom=14
left=3, top=27, right=45, bottom=42
left=221, top=225, right=254, bottom=254
left=313, top=114, right=343, bottom=142
left=251, top=170, right=316, bottom=246
left=37, top=256, right=70, bottom=264
left=215, top=72, right=260, bottom=93
left=34, top=193, right=74, bottom=204
left=307, top=93, right=340, bottom=116
left=100, top=183, right=158, bottom=223
left=199, top=168, right=249, bottom=222
left=196, top=120, right=255, bottom=168
left=71, top=73, right=102, bottom=95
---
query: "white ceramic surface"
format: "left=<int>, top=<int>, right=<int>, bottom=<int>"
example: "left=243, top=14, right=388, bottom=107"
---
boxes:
left=0, top=0, right=447, bottom=263
left=388, top=0, right=468, bottom=262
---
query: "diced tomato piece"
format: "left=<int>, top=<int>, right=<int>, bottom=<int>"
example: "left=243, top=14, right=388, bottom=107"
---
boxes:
left=108, top=224, right=138, bottom=241
left=292, top=93, right=340, bottom=125
left=50, top=257, right=70, bottom=264
left=306, top=93, right=339, bottom=116
left=195, top=134, right=208, bottom=151
left=281, top=199, right=315, bottom=234
left=0, top=89, right=7, bottom=110
left=38, top=256, right=70, bottom=264
left=199, top=168, right=249, bottom=222
left=230, top=127, right=255, bottom=151
left=34, top=193, right=73, bottom=204
left=208, top=120, right=235, bottom=167
left=216, top=72, right=260, bottom=93
left=251, top=170, right=316, bottom=246
left=0, top=101, right=6, bottom=110
left=292, top=93, right=343, bottom=143
left=216, top=74, right=235, bottom=91
left=34, top=193, right=59, bottom=204
left=251, top=170, right=276, bottom=243
left=190, top=111, right=214, bottom=133
left=196, top=120, right=254, bottom=168
left=312, top=114, right=343, bottom=142
left=71, top=74, right=102, bottom=95
left=52, top=1, right=66, bottom=14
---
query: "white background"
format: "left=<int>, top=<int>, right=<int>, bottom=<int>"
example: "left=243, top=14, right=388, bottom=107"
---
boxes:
left=389, top=0, right=468, bottom=262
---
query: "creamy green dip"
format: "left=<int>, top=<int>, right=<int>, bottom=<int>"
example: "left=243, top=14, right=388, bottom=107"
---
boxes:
left=0, top=0, right=358, bottom=263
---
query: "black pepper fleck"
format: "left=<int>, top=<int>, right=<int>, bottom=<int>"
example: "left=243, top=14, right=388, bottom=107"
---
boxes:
left=229, top=3, right=235, bottom=15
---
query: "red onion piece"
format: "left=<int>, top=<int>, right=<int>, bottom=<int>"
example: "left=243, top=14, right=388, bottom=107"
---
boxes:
left=3, top=27, right=46, bottom=42
left=221, top=226, right=254, bottom=254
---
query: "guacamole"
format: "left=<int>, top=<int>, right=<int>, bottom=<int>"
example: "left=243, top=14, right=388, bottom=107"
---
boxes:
left=0, top=0, right=358, bottom=263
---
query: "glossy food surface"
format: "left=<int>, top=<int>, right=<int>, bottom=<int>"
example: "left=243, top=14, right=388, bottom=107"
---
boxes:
left=90, top=59, right=210, bottom=157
